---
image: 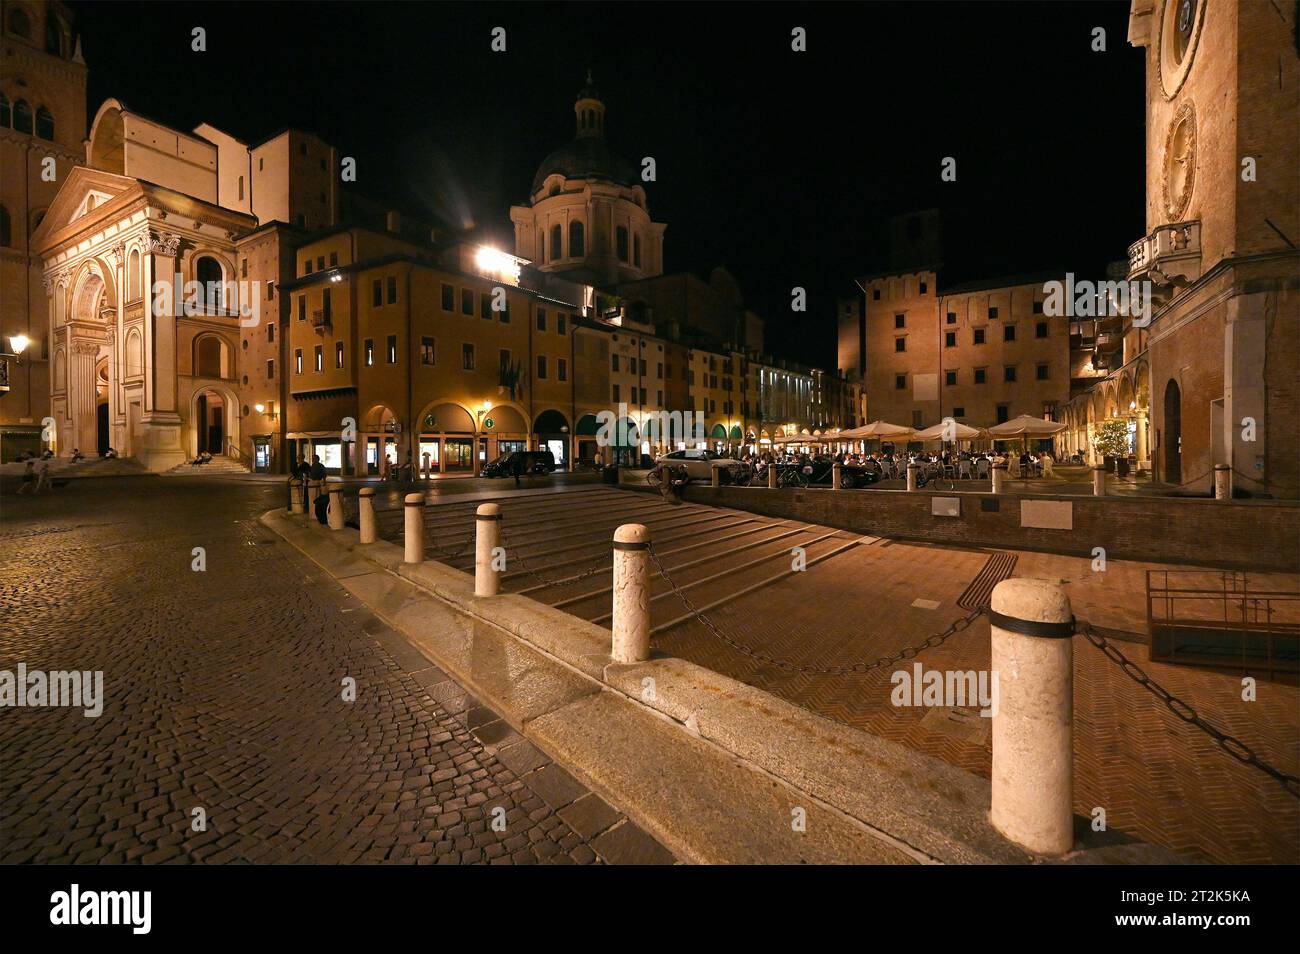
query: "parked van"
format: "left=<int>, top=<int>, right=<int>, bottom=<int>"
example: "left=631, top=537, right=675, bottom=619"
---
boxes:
left=480, top=450, right=557, bottom=478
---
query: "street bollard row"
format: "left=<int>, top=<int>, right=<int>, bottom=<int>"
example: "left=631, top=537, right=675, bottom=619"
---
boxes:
left=306, top=492, right=1078, bottom=858
left=1092, top=464, right=1106, bottom=497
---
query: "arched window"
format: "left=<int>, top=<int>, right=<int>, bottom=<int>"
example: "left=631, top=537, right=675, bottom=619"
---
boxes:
left=0, top=93, right=10, bottom=128
left=569, top=220, right=585, bottom=258
left=13, top=100, right=32, bottom=135
left=633, top=234, right=642, bottom=268
left=550, top=224, right=563, bottom=260
left=616, top=226, right=629, bottom=263
left=536, top=229, right=545, bottom=263
left=195, top=256, right=224, bottom=311
left=128, top=249, right=141, bottom=300
left=44, top=15, right=61, bottom=55
left=9, top=8, right=31, bottom=37
left=35, top=105, right=53, bottom=140
left=0, top=205, right=10, bottom=246
left=196, top=336, right=223, bottom=378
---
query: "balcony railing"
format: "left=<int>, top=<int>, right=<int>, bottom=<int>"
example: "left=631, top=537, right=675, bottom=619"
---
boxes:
left=1127, top=220, right=1201, bottom=284
left=1095, top=331, right=1122, bottom=353
left=311, top=309, right=332, bottom=335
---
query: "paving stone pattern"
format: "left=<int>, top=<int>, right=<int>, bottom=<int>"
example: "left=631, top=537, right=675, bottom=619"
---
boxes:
left=0, top=478, right=674, bottom=865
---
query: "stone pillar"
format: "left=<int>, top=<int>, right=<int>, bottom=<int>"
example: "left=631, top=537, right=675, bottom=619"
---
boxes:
left=289, top=478, right=304, bottom=515
left=1092, top=465, right=1106, bottom=496
left=326, top=482, right=345, bottom=530
left=475, top=503, right=501, bottom=597
left=611, top=523, right=651, bottom=664
left=711, top=462, right=721, bottom=488
left=989, top=578, right=1075, bottom=856
left=358, top=487, right=376, bottom=543
left=404, top=493, right=425, bottom=563
left=991, top=461, right=1007, bottom=494
left=1214, top=464, right=1231, bottom=500
left=306, top=479, right=321, bottom=512
left=832, top=462, right=842, bottom=490
left=68, top=340, right=99, bottom=455
left=906, top=462, right=919, bottom=492
left=767, top=463, right=778, bottom=489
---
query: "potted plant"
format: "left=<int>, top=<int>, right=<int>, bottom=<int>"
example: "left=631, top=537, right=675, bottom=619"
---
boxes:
left=1092, top=419, right=1130, bottom=476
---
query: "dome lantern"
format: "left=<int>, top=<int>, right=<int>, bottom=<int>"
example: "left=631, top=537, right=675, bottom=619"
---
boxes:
left=574, top=68, right=605, bottom=139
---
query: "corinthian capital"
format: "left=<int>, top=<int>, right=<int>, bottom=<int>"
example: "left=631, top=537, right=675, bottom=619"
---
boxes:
left=148, top=230, right=181, bottom=257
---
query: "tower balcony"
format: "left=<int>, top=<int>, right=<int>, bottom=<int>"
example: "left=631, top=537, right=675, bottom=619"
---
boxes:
left=311, top=310, right=332, bottom=335
left=1127, top=220, right=1201, bottom=293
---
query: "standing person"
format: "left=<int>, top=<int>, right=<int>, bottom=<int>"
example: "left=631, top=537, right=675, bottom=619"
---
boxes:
left=511, top=451, right=525, bottom=488
left=296, top=453, right=311, bottom=509
left=402, top=449, right=414, bottom=482
left=34, top=459, right=53, bottom=494
left=16, top=459, right=36, bottom=494
left=421, top=450, right=431, bottom=480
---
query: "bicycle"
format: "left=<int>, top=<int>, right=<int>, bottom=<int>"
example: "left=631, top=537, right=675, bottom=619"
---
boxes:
left=779, top=465, right=811, bottom=489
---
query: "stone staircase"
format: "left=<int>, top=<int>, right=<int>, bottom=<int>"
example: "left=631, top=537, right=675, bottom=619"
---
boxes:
left=162, top=456, right=251, bottom=477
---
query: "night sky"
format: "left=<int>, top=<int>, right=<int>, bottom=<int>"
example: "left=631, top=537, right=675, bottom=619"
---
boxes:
left=71, top=1, right=1146, bottom=369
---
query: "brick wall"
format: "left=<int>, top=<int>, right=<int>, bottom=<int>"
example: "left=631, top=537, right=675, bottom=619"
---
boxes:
left=687, top=485, right=1299, bottom=573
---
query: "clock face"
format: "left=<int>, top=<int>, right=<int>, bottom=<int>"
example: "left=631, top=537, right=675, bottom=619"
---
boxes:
left=1175, top=0, right=1197, bottom=61
left=1159, top=0, right=1204, bottom=98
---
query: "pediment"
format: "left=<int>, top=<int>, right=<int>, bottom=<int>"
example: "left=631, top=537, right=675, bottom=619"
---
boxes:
left=31, top=165, right=144, bottom=255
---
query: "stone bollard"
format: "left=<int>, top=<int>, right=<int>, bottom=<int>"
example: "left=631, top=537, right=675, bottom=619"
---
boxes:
left=403, top=492, right=425, bottom=564
left=307, top=479, right=322, bottom=512
left=475, top=503, right=501, bottom=597
left=326, top=481, right=345, bottom=530
left=832, top=462, right=842, bottom=491
left=989, top=578, right=1075, bottom=857
left=358, top=487, right=376, bottom=543
left=711, top=462, right=721, bottom=488
left=906, top=462, right=919, bottom=492
left=1092, top=465, right=1106, bottom=497
left=991, top=462, right=1006, bottom=495
left=611, top=523, right=651, bottom=664
left=1214, top=464, right=1231, bottom=500
left=768, top=464, right=778, bottom=489
left=290, top=478, right=304, bottom=515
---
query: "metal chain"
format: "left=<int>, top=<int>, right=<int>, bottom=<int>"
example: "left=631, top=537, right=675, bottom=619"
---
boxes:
left=500, top=529, right=610, bottom=590
left=646, top=543, right=984, bottom=674
left=1077, top=620, right=1300, bottom=798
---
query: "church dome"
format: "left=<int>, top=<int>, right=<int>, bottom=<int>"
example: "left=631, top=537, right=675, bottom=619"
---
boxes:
left=530, top=71, right=637, bottom=195
left=531, top=136, right=638, bottom=194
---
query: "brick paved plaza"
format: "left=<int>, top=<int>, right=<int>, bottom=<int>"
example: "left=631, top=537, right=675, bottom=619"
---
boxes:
left=398, top=484, right=1300, bottom=865
left=0, top=477, right=673, bottom=865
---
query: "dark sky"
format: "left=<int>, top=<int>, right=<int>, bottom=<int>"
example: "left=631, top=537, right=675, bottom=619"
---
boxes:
left=71, top=1, right=1146, bottom=368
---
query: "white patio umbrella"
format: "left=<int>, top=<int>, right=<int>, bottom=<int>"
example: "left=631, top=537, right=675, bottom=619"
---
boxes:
left=913, top=421, right=986, bottom=443
left=986, top=415, right=1068, bottom=455
left=841, top=420, right=916, bottom=440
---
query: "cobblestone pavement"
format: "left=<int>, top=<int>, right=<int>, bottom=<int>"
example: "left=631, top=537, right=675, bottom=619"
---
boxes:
left=0, top=477, right=674, bottom=865
left=390, top=487, right=1300, bottom=865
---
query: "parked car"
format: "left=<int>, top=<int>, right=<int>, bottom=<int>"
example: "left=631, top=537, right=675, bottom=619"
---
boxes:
left=653, top=448, right=743, bottom=482
left=480, top=450, right=556, bottom=478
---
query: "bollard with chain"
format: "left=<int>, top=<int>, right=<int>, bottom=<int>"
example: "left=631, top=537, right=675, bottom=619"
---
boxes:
left=475, top=503, right=501, bottom=597
left=1214, top=464, right=1231, bottom=500
left=768, top=463, right=778, bottom=489
left=358, top=487, right=376, bottom=543
left=611, top=524, right=651, bottom=663
left=989, top=578, right=1075, bottom=856
left=832, top=461, right=842, bottom=491
left=403, top=492, right=425, bottom=564
left=906, top=462, right=919, bottom=492
left=290, top=477, right=304, bottom=515
left=326, top=481, right=345, bottom=530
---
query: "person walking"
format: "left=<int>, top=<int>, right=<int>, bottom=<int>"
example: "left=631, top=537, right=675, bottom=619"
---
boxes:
left=34, top=459, right=53, bottom=494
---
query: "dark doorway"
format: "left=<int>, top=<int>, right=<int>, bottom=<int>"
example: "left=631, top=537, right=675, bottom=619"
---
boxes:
left=196, top=393, right=224, bottom=454
left=1163, top=379, right=1182, bottom=484
left=96, top=401, right=110, bottom=456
